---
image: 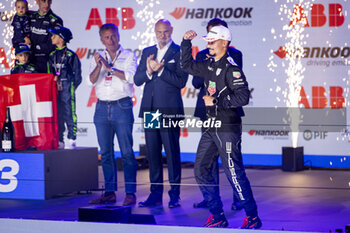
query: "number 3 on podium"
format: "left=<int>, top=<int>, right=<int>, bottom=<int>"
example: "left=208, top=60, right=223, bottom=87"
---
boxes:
left=0, top=159, right=19, bottom=192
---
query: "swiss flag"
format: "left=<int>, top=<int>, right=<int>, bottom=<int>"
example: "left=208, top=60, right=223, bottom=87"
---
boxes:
left=0, top=73, right=58, bottom=150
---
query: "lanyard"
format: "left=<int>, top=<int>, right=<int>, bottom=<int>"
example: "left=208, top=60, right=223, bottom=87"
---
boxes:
left=54, top=47, right=67, bottom=79
left=105, top=50, right=121, bottom=76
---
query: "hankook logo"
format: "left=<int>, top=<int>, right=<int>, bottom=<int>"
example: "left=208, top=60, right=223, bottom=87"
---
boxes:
left=248, top=130, right=289, bottom=136
left=170, top=7, right=253, bottom=20
left=274, top=46, right=350, bottom=59
left=75, top=48, right=88, bottom=60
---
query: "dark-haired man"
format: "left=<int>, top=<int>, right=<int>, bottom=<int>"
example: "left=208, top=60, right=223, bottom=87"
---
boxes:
left=29, top=0, right=63, bottom=73
left=181, top=26, right=262, bottom=229
left=192, top=18, right=243, bottom=211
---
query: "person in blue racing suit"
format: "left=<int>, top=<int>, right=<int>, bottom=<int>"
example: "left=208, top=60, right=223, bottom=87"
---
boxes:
left=11, top=0, right=31, bottom=47
left=48, top=26, right=82, bottom=149
left=29, top=0, right=63, bottom=73
left=11, top=43, right=36, bottom=74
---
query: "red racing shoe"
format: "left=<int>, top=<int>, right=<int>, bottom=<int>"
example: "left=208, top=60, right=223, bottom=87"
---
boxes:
left=204, top=214, right=228, bottom=228
left=241, top=216, right=262, bottom=229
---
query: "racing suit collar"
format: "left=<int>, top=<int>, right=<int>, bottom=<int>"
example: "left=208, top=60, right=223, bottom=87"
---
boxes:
left=56, top=45, right=67, bottom=51
left=214, top=53, right=228, bottom=63
left=38, top=9, right=53, bottom=16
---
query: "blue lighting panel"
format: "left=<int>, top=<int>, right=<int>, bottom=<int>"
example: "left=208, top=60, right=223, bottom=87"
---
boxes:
left=0, top=153, right=45, bottom=200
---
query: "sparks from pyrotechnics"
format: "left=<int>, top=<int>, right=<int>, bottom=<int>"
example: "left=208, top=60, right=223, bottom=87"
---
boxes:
left=0, top=0, right=35, bottom=72
left=268, top=1, right=350, bottom=146
left=131, top=0, right=164, bottom=98
left=267, top=0, right=313, bottom=148
left=133, top=0, right=164, bottom=50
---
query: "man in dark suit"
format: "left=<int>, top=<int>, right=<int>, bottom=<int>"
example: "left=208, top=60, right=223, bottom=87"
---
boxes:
left=192, top=18, right=244, bottom=211
left=134, top=19, right=188, bottom=208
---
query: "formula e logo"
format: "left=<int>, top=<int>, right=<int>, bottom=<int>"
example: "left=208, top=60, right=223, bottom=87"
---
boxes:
left=143, top=110, right=162, bottom=129
left=170, top=8, right=186, bottom=19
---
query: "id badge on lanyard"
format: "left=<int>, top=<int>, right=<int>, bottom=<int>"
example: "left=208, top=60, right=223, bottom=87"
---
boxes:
left=104, top=74, right=112, bottom=86
left=104, top=50, right=120, bottom=86
left=54, top=49, right=67, bottom=91
left=57, top=80, right=63, bottom=91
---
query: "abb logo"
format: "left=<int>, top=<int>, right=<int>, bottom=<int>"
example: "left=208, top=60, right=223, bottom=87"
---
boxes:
left=299, top=86, right=345, bottom=109
left=0, top=47, right=14, bottom=69
left=180, top=128, right=188, bottom=137
left=289, top=4, right=345, bottom=27
left=86, top=8, right=135, bottom=30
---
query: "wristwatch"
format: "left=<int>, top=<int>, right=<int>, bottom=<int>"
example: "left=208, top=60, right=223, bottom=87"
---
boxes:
left=108, top=67, right=117, bottom=76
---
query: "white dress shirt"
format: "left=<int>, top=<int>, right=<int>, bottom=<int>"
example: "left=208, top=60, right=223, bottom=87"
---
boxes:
left=87, top=45, right=137, bottom=101
left=156, top=40, right=172, bottom=62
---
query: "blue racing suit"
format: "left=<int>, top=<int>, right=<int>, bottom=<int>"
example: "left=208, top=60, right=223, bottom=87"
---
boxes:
left=48, top=46, right=82, bottom=142
left=11, top=13, right=30, bottom=47
left=11, top=62, right=36, bottom=74
left=29, top=9, right=63, bottom=73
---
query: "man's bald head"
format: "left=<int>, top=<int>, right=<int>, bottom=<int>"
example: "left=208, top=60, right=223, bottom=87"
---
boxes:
left=154, top=19, right=173, bottom=49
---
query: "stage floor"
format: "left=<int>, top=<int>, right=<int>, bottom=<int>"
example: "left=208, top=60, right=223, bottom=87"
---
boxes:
left=0, top=165, right=349, bottom=232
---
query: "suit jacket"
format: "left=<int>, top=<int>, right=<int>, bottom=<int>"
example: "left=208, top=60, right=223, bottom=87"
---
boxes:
left=192, top=47, right=244, bottom=120
left=134, top=42, right=188, bottom=118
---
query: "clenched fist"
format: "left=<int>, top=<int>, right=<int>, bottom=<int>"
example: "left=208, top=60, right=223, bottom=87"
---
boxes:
left=184, top=30, right=197, bottom=40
